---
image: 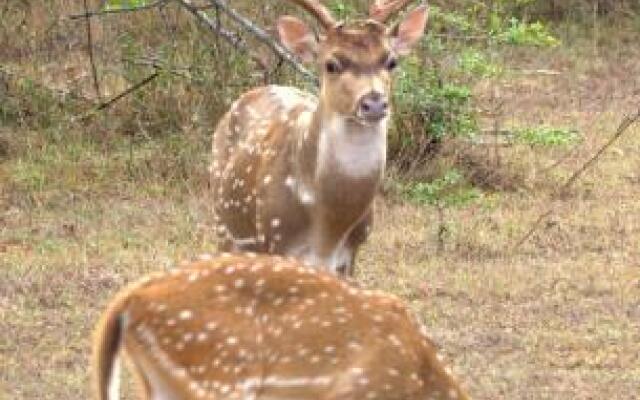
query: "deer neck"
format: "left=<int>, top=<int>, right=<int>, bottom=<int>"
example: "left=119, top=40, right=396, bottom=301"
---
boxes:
left=293, top=104, right=387, bottom=209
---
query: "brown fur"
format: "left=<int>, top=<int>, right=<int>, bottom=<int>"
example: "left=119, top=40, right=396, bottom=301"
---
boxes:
left=210, top=6, right=428, bottom=275
left=92, top=253, right=471, bottom=399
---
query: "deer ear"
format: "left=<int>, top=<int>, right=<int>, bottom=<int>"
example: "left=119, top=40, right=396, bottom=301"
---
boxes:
left=390, top=5, right=428, bottom=56
left=277, top=16, right=318, bottom=63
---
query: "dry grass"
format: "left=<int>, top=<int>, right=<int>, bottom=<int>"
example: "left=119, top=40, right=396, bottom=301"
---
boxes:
left=2, top=3, right=640, bottom=399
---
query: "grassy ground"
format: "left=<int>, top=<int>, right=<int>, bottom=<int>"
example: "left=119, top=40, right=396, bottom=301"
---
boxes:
left=2, top=9, right=640, bottom=400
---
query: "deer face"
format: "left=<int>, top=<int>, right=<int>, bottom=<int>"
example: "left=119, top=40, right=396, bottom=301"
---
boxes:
left=319, top=21, right=394, bottom=123
left=278, top=5, right=429, bottom=125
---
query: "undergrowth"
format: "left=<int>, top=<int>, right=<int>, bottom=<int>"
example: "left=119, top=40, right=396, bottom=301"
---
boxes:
left=3, top=0, right=626, bottom=209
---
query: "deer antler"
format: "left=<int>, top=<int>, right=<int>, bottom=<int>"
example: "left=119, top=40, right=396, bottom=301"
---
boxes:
left=369, top=0, right=415, bottom=23
left=287, top=0, right=336, bottom=29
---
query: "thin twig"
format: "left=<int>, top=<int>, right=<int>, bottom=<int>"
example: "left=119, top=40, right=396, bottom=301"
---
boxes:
left=562, top=111, right=640, bottom=189
left=78, top=71, right=160, bottom=120
left=69, top=0, right=170, bottom=19
left=174, top=0, right=245, bottom=49
left=512, top=108, right=640, bottom=251
left=97, top=72, right=159, bottom=111
left=73, top=0, right=317, bottom=86
left=83, top=0, right=102, bottom=99
left=200, top=0, right=317, bottom=85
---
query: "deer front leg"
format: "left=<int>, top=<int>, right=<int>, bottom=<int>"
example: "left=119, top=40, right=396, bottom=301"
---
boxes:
left=339, top=210, right=373, bottom=276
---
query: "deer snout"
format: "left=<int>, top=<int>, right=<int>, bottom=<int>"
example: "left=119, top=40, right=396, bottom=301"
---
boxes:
left=357, top=91, right=389, bottom=122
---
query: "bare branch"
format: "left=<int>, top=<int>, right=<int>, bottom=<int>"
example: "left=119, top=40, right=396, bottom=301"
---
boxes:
left=198, top=0, right=317, bottom=85
left=71, top=0, right=317, bottom=85
left=174, top=0, right=245, bottom=49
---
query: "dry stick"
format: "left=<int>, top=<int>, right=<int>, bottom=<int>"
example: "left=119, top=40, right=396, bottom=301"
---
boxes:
left=83, top=0, right=102, bottom=99
left=96, top=71, right=159, bottom=111
left=198, top=0, right=318, bottom=85
left=512, top=108, right=640, bottom=251
left=78, top=71, right=160, bottom=120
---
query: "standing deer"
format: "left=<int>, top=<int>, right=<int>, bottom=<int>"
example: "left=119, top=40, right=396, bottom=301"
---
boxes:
left=210, top=1, right=429, bottom=275
left=93, top=253, right=471, bottom=400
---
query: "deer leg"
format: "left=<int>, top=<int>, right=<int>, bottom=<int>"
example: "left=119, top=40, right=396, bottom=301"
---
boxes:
left=339, top=211, right=373, bottom=276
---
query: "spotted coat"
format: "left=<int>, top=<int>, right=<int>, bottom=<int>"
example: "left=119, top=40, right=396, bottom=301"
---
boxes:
left=93, top=253, right=471, bottom=400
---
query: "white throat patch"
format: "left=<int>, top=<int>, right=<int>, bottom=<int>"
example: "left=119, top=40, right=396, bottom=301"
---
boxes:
left=316, top=115, right=388, bottom=180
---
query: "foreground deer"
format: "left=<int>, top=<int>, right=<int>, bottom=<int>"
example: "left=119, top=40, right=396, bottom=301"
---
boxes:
left=93, top=253, right=470, bottom=400
left=210, top=1, right=428, bottom=275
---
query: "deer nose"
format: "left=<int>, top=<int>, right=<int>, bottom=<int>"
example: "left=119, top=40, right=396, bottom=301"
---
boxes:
left=358, top=92, right=388, bottom=122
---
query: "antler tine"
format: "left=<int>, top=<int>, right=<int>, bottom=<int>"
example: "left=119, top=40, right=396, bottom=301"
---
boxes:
left=369, top=0, right=415, bottom=23
left=287, top=0, right=336, bottom=28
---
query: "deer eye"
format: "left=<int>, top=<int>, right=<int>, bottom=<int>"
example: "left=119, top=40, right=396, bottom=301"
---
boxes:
left=325, top=60, right=343, bottom=74
left=385, top=57, right=398, bottom=71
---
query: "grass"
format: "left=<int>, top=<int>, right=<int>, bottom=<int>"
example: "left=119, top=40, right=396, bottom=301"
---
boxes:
left=2, top=5, right=640, bottom=400
left=514, top=126, right=580, bottom=147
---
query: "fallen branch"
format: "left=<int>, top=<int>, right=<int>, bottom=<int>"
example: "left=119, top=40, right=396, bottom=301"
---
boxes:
left=512, top=108, right=640, bottom=251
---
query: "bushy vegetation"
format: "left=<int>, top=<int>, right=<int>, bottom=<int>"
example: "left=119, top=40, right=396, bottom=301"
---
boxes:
left=403, top=169, right=482, bottom=208
left=384, top=1, right=564, bottom=172
left=1, top=0, right=636, bottom=206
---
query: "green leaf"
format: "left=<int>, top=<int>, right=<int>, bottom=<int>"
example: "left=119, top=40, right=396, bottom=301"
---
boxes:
left=496, top=18, right=560, bottom=47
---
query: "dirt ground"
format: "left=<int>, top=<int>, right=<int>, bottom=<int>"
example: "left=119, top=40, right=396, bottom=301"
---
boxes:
left=1, top=20, right=640, bottom=400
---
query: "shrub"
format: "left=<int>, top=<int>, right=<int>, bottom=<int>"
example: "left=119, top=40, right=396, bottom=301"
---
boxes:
left=496, top=18, right=560, bottom=47
left=403, top=169, right=482, bottom=208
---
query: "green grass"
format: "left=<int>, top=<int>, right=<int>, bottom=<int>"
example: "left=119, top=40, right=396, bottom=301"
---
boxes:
left=514, top=126, right=580, bottom=147
left=3, top=95, right=640, bottom=400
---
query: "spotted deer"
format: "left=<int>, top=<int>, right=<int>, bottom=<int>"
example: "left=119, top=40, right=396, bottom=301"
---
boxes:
left=93, top=253, right=470, bottom=400
left=210, top=1, right=429, bottom=275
